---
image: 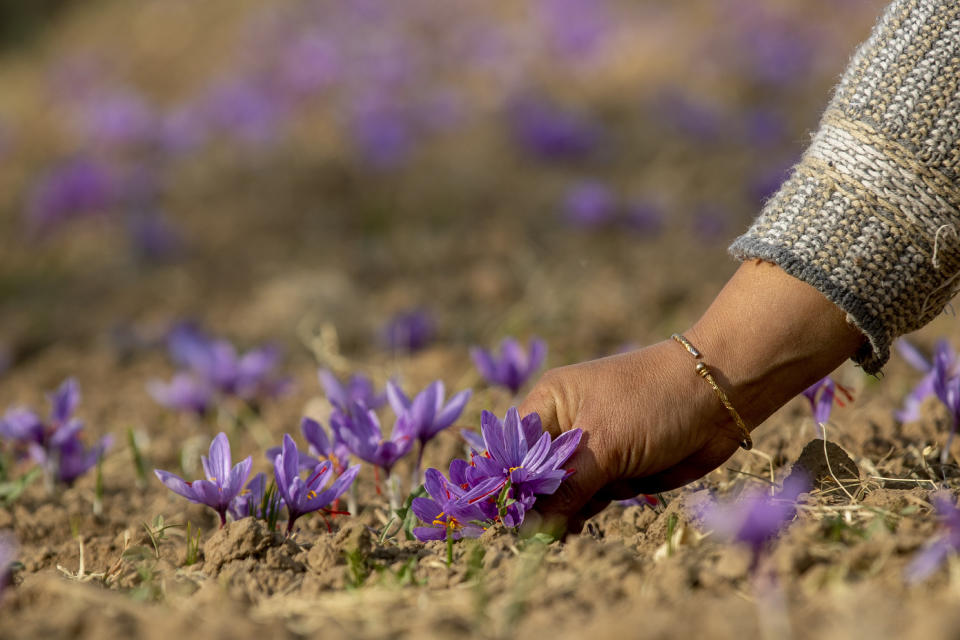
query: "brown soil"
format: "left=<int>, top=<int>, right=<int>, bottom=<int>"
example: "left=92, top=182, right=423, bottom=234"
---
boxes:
left=2, top=0, right=955, bottom=638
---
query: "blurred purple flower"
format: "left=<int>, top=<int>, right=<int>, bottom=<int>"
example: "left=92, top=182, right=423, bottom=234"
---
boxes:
left=0, top=378, right=111, bottom=486
left=330, top=402, right=414, bottom=474
left=165, top=324, right=290, bottom=402
left=896, top=339, right=956, bottom=423
left=154, top=432, right=252, bottom=527
left=381, top=309, right=436, bottom=353
left=699, top=474, right=808, bottom=568
left=412, top=466, right=491, bottom=541
left=148, top=373, right=214, bottom=417
left=749, top=162, right=794, bottom=205
left=387, top=380, right=472, bottom=445
left=273, top=434, right=360, bottom=534
left=536, top=0, right=610, bottom=59
left=349, top=93, right=414, bottom=168
left=562, top=181, right=616, bottom=228
left=203, top=79, right=287, bottom=145
left=507, top=96, right=601, bottom=160
left=471, top=337, right=547, bottom=394
left=26, top=157, right=114, bottom=232
left=319, top=369, right=386, bottom=412
left=266, top=417, right=351, bottom=475
left=78, top=90, right=156, bottom=148
left=906, top=491, right=960, bottom=583
left=279, top=32, right=340, bottom=97
left=158, top=104, right=209, bottom=155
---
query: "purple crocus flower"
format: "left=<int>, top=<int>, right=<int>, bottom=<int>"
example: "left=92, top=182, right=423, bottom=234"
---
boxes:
left=471, top=337, right=547, bottom=394
left=154, top=432, right=252, bottom=527
left=800, top=376, right=852, bottom=437
left=266, top=417, right=352, bottom=474
left=507, top=95, right=600, bottom=160
left=466, top=408, right=582, bottom=527
left=165, top=324, right=290, bottom=402
left=412, top=466, right=491, bottom=541
left=699, top=474, right=809, bottom=569
left=562, top=181, right=616, bottom=228
left=387, top=380, right=471, bottom=446
left=319, top=369, right=386, bottom=412
left=349, top=92, right=415, bottom=169
left=906, top=491, right=960, bottom=583
left=147, top=373, right=214, bottom=416
left=896, top=339, right=956, bottom=423
left=381, top=309, right=436, bottom=353
left=0, top=379, right=111, bottom=486
left=77, top=90, right=157, bottom=148
left=0, top=532, right=16, bottom=595
left=273, top=434, right=360, bottom=534
left=330, top=402, right=415, bottom=475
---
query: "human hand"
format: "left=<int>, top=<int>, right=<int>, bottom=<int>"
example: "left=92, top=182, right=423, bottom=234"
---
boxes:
left=519, top=261, right=864, bottom=534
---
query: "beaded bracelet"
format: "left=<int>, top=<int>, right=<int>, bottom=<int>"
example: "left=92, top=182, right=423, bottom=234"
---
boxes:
left=670, top=333, right=753, bottom=451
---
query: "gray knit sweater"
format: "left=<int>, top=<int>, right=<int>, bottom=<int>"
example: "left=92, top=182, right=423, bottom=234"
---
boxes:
left=730, top=0, right=960, bottom=374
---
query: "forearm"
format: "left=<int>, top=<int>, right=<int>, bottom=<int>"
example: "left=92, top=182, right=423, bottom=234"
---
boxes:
left=686, top=260, right=864, bottom=432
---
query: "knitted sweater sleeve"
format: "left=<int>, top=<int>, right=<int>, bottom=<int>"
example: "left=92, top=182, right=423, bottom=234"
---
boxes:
left=729, top=0, right=960, bottom=374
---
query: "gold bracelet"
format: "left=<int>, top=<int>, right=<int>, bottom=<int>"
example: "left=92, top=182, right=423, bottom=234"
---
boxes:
left=670, top=333, right=753, bottom=451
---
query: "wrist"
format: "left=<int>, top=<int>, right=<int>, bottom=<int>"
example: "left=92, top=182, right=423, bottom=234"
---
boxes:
left=685, top=261, right=864, bottom=430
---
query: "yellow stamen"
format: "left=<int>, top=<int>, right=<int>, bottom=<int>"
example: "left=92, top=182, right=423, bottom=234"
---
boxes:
left=307, top=490, right=317, bottom=500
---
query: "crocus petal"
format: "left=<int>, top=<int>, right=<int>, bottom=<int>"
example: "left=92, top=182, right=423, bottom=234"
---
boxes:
left=49, top=378, right=80, bottom=424
left=301, top=417, right=331, bottom=456
left=386, top=380, right=411, bottom=416
left=413, top=526, right=447, bottom=541
left=411, top=496, right=443, bottom=523
left=227, top=455, right=253, bottom=498
left=470, top=348, right=499, bottom=383
left=520, top=411, right=543, bottom=447
left=207, top=433, right=233, bottom=484
left=154, top=469, right=198, bottom=502
left=525, top=339, right=547, bottom=376
left=896, top=339, right=931, bottom=373
left=520, top=431, right=553, bottom=472
left=461, top=429, right=485, bottom=452
left=546, top=428, right=582, bottom=468
left=318, top=369, right=347, bottom=408
left=423, top=468, right=451, bottom=503
left=433, top=389, right=471, bottom=434
left=480, top=410, right=508, bottom=464
left=501, top=407, right=524, bottom=465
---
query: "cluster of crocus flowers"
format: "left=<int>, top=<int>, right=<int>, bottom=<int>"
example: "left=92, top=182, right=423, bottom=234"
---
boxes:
left=412, top=407, right=582, bottom=540
left=156, top=429, right=362, bottom=534
left=471, top=337, right=547, bottom=395
left=386, top=380, right=471, bottom=478
left=148, top=323, right=291, bottom=416
left=0, top=378, right=112, bottom=486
